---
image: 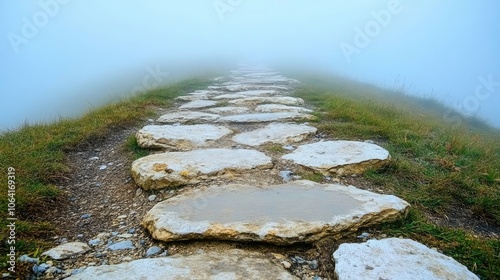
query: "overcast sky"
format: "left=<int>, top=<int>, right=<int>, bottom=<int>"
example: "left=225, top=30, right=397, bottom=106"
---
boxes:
left=1, top=0, right=499, bottom=130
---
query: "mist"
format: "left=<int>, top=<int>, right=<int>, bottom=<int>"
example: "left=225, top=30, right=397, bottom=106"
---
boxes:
left=1, top=0, right=499, bottom=130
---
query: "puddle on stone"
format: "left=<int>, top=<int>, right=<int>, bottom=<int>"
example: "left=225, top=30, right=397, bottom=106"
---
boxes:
left=169, top=184, right=363, bottom=223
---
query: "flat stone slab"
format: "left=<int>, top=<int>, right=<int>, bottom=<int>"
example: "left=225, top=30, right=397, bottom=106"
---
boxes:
left=131, top=149, right=273, bottom=190
left=157, top=111, right=220, bottom=123
left=232, top=123, right=317, bottom=146
left=255, top=104, right=313, bottom=113
left=67, top=249, right=297, bottom=280
left=187, top=90, right=221, bottom=95
left=333, top=238, right=479, bottom=280
left=179, top=100, right=218, bottom=109
left=212, top=93, right=248, bottom=100
left=206, top=106, right=250, bottom=115
left=142, top=180, right=409, bottom=244
left=229, top=97, right=304, bottom=106
left=216, top=112, right=315, bottom=123
left=282, top=141, right=390, bottom=176
left=223, top=84, right=290, bottom=92
left=174, top=94, right=208, bottom=101
left=236, top=89, right=280, bottom=96
left=136, top=125, right=232, bottom=150
left=42, top=242, right=90, bottom=260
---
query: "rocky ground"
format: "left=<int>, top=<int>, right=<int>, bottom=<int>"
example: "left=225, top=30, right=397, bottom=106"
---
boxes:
left=13, top=65, right=480, bottom=280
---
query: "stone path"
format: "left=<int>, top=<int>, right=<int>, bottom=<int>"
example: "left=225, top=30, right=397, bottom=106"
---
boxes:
left=35, top=65, right=478, bottom=279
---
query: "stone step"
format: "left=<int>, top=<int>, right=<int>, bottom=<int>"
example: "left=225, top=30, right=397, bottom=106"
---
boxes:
left=142, top=180, right=409, bottom=245
left=232, top=123, right=317, bottom=146
left=157, top=111, right=220, bottom=123
left=229, top=96, right=304, bottom=106
left=131, top=149, right=273, bottom=190
left=206, top=106, right=250, bottom=115
left=135, top=124, right=232, bottom=150
left=255, top=104, right=313, bottom=113
left=66, top=249, right=298, bottom=280
left=178, top=100, right=218, bottom=109
left=333, top=238, right=479, bottom=280
left=216, top=112, right=315, bottom=123
left=282, top=141, right=390, bottom=176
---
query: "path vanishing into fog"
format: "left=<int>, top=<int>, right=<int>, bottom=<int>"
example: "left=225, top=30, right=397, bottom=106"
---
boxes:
left=31, top=65, right=479, bottom=280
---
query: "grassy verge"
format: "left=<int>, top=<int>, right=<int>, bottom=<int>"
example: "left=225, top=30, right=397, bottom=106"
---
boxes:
left=0, top=78, right=211, bottom=273
left=292, top=74, right=499, bottom=279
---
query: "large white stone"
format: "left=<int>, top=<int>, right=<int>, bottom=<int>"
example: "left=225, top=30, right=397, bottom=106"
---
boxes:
left=187, top=90, right=221, bottom=95
left=157, top=111, right=220, bottom=123
left=229, top=97, right=304, bottom=106
left=333, top=238, right=479, bottom=280
left=232, top=123, right=317, bottom=146
left=131, top=149, right=273, bottom=189
left=235, top=89, right=280, bottom=96
left=282, top=141, right=390, bottom=175
left=179, top=100, right=218, bottom=109
left=206, top=106, right=250, bottom=115
left=42, top=242, right=90, bottom=260
left=142, top=180, right=409, bottom=244
left=67, top=249, right=297, bottom=280
left=174, top=94, right=208, bottom=101
left=212, top=94, right=248, bottom=100
left=223, top=84, right=290, bottom=92
left=216, top=112, right=315, bottom=123
left=136, top=125, right=232, bottom=150
left=255, top=104, right=313, bottom=113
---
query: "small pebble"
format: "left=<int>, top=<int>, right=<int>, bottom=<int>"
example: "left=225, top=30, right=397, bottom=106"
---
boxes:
left=18, top=255, right=39, bottom=263
left=309, top=260, right=319, bottom=270
left=282, top=145, right=294, bottom=151
left=81, top=214, right=91, bottom=219
left=357, top=232, right=370, bottom=239
left=129, top=228, right=136, bottom=234
left=281, top=261, right=291, bottom=269
left=89, top=156, right=99, bottom=160
left=99, top=165, right=107, bottom=170
left=88, top=239, right=101, bottom=246
left=76, top=234, right=84, bottom=239
left=145, top=246, right=162, bottom=257
left=148, top=195, right=157, bottom=201
left=122, top=257, right=133, bottom=262
left=117, top=215, right=127, bottom=219
left=135, top=188, right=143, bottom=196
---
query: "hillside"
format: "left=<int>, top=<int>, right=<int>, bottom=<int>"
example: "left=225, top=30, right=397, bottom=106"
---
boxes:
left=1, top=68, right=499, bottom=279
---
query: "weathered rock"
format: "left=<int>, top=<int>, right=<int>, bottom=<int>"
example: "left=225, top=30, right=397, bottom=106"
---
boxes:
left=229, top=97, right=304, bottom=106
left=222, top=84, right=290, bottom=92
left=179, top=100, right=218, bottom=109
left=255, top=104, right=313, bottom=113
left=212, top=94, right=248, bottom=100
left=107, top=241, right=135, bottom=251
left=206, top=106, right=250, bottom=115
left=42, top=242, right=90, bottom=260
left=131, top=149, right=273, bottom=189
left=174, top=94, right=208, bottom=101
left=186, top=90, right=221, bottom=95
left=216, top=112, right=315, bottom=123
left=333, top=238, right=479, bottom=280
left=142, top=180, right=409, bottom=244
left=66, top=249, right=297, bottom=280
left=282, top=141, right=390, bottom=176
left=232, top=123, right=317, bottom=146
left=136, top=124, right=232, bottom=150
left=157, top=111, right=220, bottom=123
left=235, top=89, right=280, bottom=96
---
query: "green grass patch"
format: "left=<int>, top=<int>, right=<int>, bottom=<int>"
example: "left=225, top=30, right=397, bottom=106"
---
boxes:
left=0, top=78, right=211, bottom=272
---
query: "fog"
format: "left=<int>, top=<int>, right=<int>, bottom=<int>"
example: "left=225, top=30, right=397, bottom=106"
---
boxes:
left=1, top=0, right=499, bottom=130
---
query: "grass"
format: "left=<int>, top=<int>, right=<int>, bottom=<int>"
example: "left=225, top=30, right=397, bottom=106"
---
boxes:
left=291, top=74, right=500, bottom=279
left=0, top=78, right=211, bottom=275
